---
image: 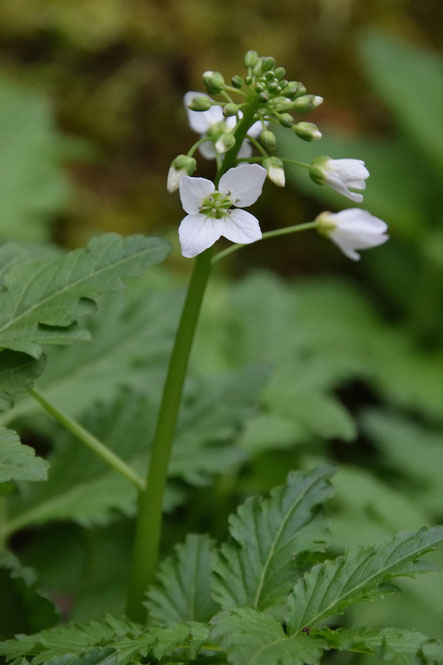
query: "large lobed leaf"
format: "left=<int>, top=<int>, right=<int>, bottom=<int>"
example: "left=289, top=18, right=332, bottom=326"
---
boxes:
left=6, top=367, right=263, bottom=532
left=146, top=534, right=219, bottom=626
left=286, top=527, right=443, bottom=634
left=0, top=426, right=48, bottom=483
left=212, top=466, right=335, bottom=614
left=0, top=233, right=171, bottom=357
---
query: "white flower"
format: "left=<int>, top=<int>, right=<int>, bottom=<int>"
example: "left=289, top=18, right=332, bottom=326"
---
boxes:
left=184, top=91, right=262, bottom=160
left=316, top=209, right=388, bottom=261
left=310, top=157, right=369, bottom=203
left=178, top=164, right=267, bottom=258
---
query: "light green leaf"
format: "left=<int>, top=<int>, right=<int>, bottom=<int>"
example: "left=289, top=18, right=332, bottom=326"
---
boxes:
left=0, top=427, right=48, bottom=483
left=316, top=626, right=443, bottom=664
left=212, top=466, right=335, bottom=614
left=7, top=368, right=262, bottom=531
left=0, top=233, right=172, bottom=357
left=0, top=77, right=72, bottom=242
left=286, top=527, right=443, bottom=634
left=146, top=534, right=219, bottom=625
left=211, top=607, right=325, bottom=665
left=0, top=277, right=181, bottom=427
left=360, top=30, right=443, bottom=174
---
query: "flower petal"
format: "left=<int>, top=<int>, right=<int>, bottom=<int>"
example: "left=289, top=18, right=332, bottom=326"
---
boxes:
left=218, top=164, right=267, bottom=207
left=179, top=176, right=214, bottom=214
left=184, top=92, right=223, bottom=133
left=199, top=141, right=217, bottom=159
left=237, top=140, right=253, bottom=158
left=178, top=214, right=222, bottom=258
left=248, top=120, right=264, bottom=138
left=219, top=208, right=262, bottom=244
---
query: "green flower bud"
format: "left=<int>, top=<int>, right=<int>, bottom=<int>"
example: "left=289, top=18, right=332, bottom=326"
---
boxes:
left=258, top=91, right=270, bottom=103
left=255, top=82, right=265, bottom=92
left=264, top=71, right=275, bottom=81
left=269, top=82, right=280, bottom=94
left=263, top=156, right=285, bottom=187
left=203, top=70, right=225, bottom=95
left=231, top=74, right=244, bottom=88
left=261, top=56, right=275, bottom=72
left=245, top=75, right=253, bottom=86
left=223, top=103, right=239, bottom=117
left=187, top=95, right=212, bottom=111
left=309, top=156, right=330, bottom=184
left=260, top=129, right=277, bottom=150
left=215, top=132, right=236, bottom=153
left=293, top=95, right=324, bottom=112
left=167, top=155, right=196, bottom=192
left=275, top=66, right=286, bottom=80
left=283, top=81, right=306, bottom=99
left=244, top=50, right=259, bottom=67
left=278, top=113, right=294, bottom=128
left=294, top=121, right=322, bottom=141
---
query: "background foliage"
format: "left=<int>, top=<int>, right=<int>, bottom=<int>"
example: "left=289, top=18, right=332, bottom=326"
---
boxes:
left=0, top=1, right=442, bottom=663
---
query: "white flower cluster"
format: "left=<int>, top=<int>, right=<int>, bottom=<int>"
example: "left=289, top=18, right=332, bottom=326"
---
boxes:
left=168, top=54, right=388, bottom=261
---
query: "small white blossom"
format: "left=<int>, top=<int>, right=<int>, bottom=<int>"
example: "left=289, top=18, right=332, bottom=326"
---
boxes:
left=310, top=157, right=369, bottom=202
left=167, top=165, right=186, bottom=193
left=316, top=209, right=388, bottom=261
left=178, top=164, right=267, bottom=258
left=184, top=91, right=262, bottom=159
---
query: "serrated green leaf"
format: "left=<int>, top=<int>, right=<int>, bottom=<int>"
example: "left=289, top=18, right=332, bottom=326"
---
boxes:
left=0, top=616, right=209, bottom=665
left=0, top=78, right=72, bottom=242
left=146, top=534, right=219, bottom=625
left=0, top=351, right=46, bottom=404
left=211, top=607, right=325, bottom=665
left=0, top=278, right=181, bottom=427
left=0, top=233, right=171, bottom=357
left=316, top=626, right=443, bottom=664
left=286, top=527, right=443, bottom=634
left=0, top=427, right=48, bottom=483
left=0, top=551, right=58, bottom=639
left=212, top=466, right=335, bottom=614
left=7, top=367, right=262, bottom=531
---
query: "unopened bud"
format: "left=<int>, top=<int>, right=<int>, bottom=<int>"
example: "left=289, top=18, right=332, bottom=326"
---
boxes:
left=278, top=113, right=294, bottom=128
left=231, top=74, right=244, bottom=89
left=245, top=75, right=253, bottom=86
left=269, top=82, right=280, bottom=94
left=294, top=121, right=322, bottom=141
left=203, top=70, right=225, bottom=95
left=215, top=132, right=236, bottom=153
left=309, top=156, right=330, bottom=185
left=263, top=157, right=285, bottom=187
left=244, top=50, right=259, bottom=67
left=187, top=95, right=212, bottom=111
left=258, top=91, right=270, bottom=104
left=260, top=129, right=277, bottom=150
left=293, top=95, right=324, bottom=112
left=167, top=155, right=196, bottom=192
left=261, top=56, right=275, bottom=72
left=275, top=66, right=286, bottom=80
left=223, top=103, right=239, bottom=117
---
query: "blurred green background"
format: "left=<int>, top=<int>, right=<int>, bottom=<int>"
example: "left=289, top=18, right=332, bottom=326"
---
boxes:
left=1, top=0, right=443, bottom=647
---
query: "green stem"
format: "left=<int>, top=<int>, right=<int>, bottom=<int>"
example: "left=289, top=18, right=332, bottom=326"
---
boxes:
left=126, top=249, right=213, bottom=621
left=30, top=389, right=144, bottom=491
left=126, top=94, right=262, bottom=622
left=245, top=133, right=268, bottom=158
left=280, top=157, right=310, bottom=168
left=187, top=136, right=213, bottom=157
left=212, top=221, right=318, bottom=263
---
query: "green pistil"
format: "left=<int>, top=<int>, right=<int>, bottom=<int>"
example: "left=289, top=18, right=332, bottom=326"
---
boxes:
left=200, top=191, right=232, bottom=219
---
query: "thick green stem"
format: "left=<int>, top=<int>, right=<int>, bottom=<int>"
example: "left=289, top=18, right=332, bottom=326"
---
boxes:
left=126, top=94, right=261, bottom=622
left=126, top=249, right=213, bottom=621
left=31, top=389, right=144, bottom=491
left=212, top=221, right=318, bottom=263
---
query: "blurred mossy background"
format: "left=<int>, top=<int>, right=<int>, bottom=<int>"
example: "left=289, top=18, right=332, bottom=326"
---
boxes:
left=0, top=0, right=441, bottom=269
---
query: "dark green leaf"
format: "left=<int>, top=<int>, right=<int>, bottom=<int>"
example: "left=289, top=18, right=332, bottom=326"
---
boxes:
left=0, top=427, right=48, bottom=483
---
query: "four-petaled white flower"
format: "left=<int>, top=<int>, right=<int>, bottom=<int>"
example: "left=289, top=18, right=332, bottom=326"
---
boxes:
left=184, top=91, right=262, bottom=160
left=178, top=164, right=267, bottom=258
left=316, top=209, right=388, bottom=261
left=310, top=157, right=369, bottom=203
